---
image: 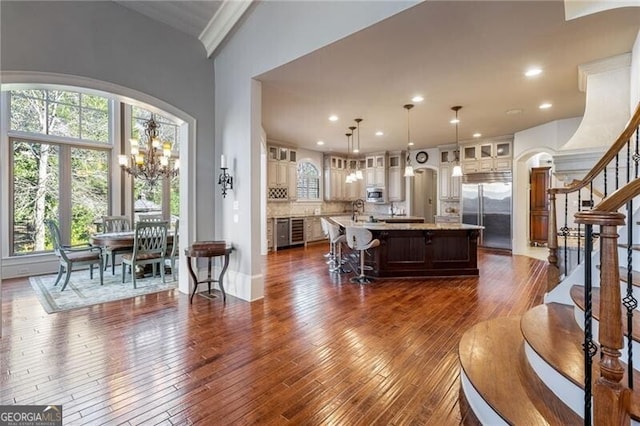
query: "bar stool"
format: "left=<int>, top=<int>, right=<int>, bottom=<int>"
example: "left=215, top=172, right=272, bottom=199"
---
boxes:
left=327, top=221, right=349, bottom=274
left=346, top=226, right=380, bottom=283
left=320, top=217, right=331, bottom=258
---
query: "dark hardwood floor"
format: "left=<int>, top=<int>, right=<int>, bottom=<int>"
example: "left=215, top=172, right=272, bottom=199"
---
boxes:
left=0, top=244, right=548, bottom=425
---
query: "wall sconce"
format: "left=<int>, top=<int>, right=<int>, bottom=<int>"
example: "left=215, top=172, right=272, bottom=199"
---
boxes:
left=218, top=155, right=233, bottom=198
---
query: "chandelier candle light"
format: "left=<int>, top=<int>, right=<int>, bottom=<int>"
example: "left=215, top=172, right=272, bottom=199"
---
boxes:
left=218, top=154, right=233, bottom=197
left=118, top=116, right=179, bottom=186
left=403, top=104, right=415, bottom=178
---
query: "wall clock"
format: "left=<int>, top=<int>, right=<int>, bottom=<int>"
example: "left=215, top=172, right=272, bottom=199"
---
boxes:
left=416, top=151, right=429, bottom=164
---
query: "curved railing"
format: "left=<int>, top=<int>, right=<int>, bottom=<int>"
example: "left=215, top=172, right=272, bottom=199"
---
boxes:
left=547, top=103, right=640, bottom=425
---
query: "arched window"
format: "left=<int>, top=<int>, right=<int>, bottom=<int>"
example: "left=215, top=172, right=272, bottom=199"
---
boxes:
left=297, top=161, right=320, bottom=200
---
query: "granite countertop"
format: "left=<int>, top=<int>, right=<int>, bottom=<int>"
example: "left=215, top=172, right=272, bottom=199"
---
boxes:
left=329, top=216, right=483, bottom=231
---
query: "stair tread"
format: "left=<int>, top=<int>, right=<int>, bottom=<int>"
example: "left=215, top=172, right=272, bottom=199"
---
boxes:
left=570, top=285, right=640, bottom=343
left=459, top=316, right=581, bottom=425
left=595, top=265, right=640, bottom=287
left=618, top=266, right=640, bottom=287
left=522, top=303, right=640, bottom=421
left=618, top=243, right=640, bottom=251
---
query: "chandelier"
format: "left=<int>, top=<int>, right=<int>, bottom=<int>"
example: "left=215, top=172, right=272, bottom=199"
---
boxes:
left=118, top=116, right=179, bottom=186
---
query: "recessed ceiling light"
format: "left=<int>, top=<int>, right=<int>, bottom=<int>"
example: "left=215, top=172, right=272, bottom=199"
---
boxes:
left=317, top=140, right=324, bottom=145
left=525, top=68, right=542, bottom=77
left=506, top=108, right=523, bottom=115
left=450, top=118, right=460, bottom=124
left=539, top=103, right=552, bottom=109
left=473, top=133, right=482, bottom=138
left=412, top=95, right=424, bottom=103
left=375, top=131, right=384, bottom=136
left=328, top=115, right=338, bottom=122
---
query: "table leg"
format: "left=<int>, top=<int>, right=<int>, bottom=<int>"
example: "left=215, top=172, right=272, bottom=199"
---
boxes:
left=218, top=254, right=229, bottom=301
left=187, top=256, right=199, bottom=304
left=207, top=257, right=212, bottom=295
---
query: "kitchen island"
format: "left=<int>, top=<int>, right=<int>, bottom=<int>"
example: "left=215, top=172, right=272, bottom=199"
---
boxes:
left=330, top=216, right=483, bottom=278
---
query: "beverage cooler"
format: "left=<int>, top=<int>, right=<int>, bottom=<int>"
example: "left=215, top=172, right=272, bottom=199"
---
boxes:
left=461, top=172, right=512, bottom=250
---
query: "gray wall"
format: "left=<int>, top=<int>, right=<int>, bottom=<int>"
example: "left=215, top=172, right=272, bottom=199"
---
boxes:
left=0, top=1, right=216, bottom=239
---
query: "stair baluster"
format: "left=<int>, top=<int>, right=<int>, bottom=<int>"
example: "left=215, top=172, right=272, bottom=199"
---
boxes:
left=583, top=223, right=596, bottom=425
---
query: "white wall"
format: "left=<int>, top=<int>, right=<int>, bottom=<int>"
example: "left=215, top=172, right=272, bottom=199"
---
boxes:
left=213, top=1, right=418, bottom=301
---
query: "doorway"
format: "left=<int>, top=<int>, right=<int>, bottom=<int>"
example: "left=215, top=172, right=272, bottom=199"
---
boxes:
left=412, top=168, right=436, bottom=222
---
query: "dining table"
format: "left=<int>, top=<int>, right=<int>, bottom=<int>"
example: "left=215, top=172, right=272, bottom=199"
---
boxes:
left=90, top=231, right=175, bottom=278
left=90, top=230, right=174, bottom=252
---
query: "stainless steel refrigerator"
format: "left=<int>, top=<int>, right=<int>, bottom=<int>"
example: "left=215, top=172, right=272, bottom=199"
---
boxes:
left=461, top=176, right=512, bottom=250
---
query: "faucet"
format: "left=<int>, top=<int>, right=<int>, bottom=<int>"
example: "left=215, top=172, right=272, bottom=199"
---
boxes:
left=390, top=202, right=396, bottom=217
left=352, top=199, right=365, bottom=222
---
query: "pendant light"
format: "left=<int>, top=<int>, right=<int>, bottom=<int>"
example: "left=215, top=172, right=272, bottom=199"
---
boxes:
left=403, top=104, right=415, bottom=178
left=345, top=131, right=354, bottom=183
left=354, top=118, right=364, bottom=180
left=451, top=106, right=463, bottom=177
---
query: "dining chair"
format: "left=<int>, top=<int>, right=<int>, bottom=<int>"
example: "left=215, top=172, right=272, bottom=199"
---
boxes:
left=137, top=213, right=164, bottom=222
left=165, top=218, right=179, bottom=281
left=121, top=220, right=168, bottom=288
left=45, top=219, right=104, bottom=291
left=102, top=215, right=131, bottom=275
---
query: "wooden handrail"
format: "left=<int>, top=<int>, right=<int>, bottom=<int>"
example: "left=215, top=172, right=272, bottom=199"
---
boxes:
left=550, top=103, right=640, bottom=196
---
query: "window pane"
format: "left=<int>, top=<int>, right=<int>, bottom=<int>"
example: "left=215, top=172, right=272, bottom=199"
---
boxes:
left=81, top=108, right=109, bottom=142
left=12, top=140, right=60, bottom=254
left=134, top=180, right=163, bottom=219
left=10, top=93, right=46, bottom=133
left=48, top=102, right=80, bottom=138
left=48, top=90, right=79, bottom=106
left=81, top=94, right=108, bottom=111
left=10, top=89, right=110, bottom=144
left=71, top=148, right=109, bottom=242
left=297, top=162, right=320, bottom=199
left=170, top=176, right=180, bottom=219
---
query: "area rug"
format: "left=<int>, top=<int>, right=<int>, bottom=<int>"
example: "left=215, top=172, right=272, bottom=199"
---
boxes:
left=29, top=268, right=178, bottom=313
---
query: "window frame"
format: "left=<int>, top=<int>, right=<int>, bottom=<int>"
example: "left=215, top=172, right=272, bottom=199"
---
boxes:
left=296, top=160, right=321, bottom=201
left=6, top=88, right=114, bottom=255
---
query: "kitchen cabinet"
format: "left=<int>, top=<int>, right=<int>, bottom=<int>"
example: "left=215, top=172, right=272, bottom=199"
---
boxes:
left=435, top=215, right=461, bottom=224
left=365, top=153, right=387, bottom=188
left=461, top=139, right=512, bottom=173
left=267, top=145, right=297, bottom=200
left=305, top=216, right=326, bottom=243
left=439, top=164, right=461, bottom=200
left=324, top=155, right=346, bottom=201
left=325, top=155, right=364, bottom=201
left=439, top=146, right=461, bottom=200
left=388, top=151, right=405, bottom=201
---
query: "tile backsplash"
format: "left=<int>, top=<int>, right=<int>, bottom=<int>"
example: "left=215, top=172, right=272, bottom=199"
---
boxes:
left=267, top=200, right=407, bottom=217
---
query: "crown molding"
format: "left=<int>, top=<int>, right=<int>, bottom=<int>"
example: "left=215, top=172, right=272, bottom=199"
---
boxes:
left=577, top=53, right=631, bottom=93
left=199, top=0, right=253, bottom=58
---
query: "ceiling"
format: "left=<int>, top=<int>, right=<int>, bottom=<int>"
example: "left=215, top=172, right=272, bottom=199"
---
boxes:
left=115, top=1, right=223, bottom=39
left=114, top=1, right=639, bottom=156
left=258, top=1, right=640, bottom=156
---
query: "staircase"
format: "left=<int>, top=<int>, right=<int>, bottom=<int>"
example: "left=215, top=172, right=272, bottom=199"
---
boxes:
left=459, top=104, right=640, bottom=425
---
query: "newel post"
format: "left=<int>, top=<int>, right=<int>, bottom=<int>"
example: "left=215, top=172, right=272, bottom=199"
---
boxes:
left=547, top=189, right=560, bottom=291
left=575, top=210, right=630, bottom=425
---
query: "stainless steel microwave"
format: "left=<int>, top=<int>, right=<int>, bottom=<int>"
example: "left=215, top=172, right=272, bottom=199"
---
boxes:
left=366, top=187, right=385, bottom=203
